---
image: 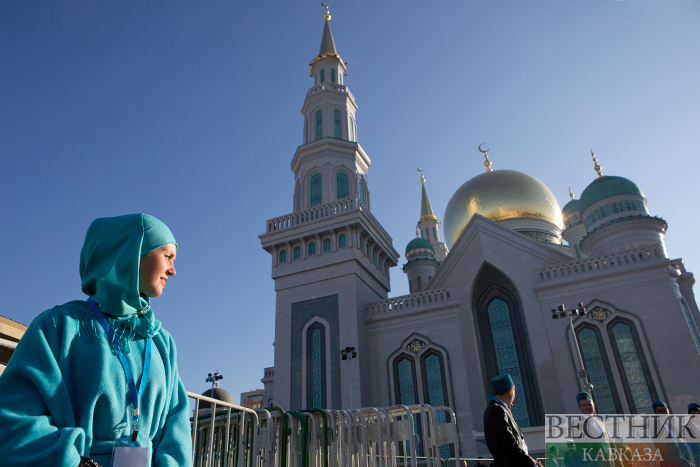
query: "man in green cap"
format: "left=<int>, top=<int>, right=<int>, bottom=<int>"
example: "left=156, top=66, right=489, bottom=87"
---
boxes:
left=689, top=403, right=700, bottom=415
left=483, top=374, right=542, bottom=466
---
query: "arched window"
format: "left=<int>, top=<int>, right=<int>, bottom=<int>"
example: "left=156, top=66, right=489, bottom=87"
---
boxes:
left=425, top=228, right=430, bottom=241
left=349, top=116, right=355, bottom=142
left=295, top=183, right=301, bottom=212
left=334, top=109, right=341, bottom=138
left=680, top=298, right=700, bottom=356
left=433, top=227, right=437, bottom=240
left=384, top=264, right=387, bottom=275
left=418, top=277, right=423, bottom=292
left=409, top=280, right=413, bottom=294
left=306, top=322, right=327, bottom=408
left=338, top=234, right=347, bottom=248
left=576, top=327, right=619, bottom=414
left=316, top=111, right=323, bottom=140
left=421, top=351, right=451, bottom=458
left=308, top=242, right=316, bottom=256
left=336, top=172, right=349, bottom=199
left=293, top=246, right=301, bottom=259
left=473, top=265, right=543, bottom=427
left=279, top=249, right=287, bottom=263
left=365, top=244, right=370, bottom=257
left=609, top=320, right=655, bottom=413
left=323, top=238, right=331, bottom=252
left=393, top=355, right=418, bottom=405
left=487, top=299, right=530, bottom=427
left=320, top=69, right=325, bottom=83
left=331, top=68, right=335, bottom=83
left=359, top=180, right=366, bottom=205
left=309, top=173, right=322, bottom=207
left=372, top=251, right=376, bottom=264
left=358, top=236, right=362, bottom=249
left=304, top=118, right=308, bottom=144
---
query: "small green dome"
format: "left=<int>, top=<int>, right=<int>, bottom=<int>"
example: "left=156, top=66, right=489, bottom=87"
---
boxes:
left=562, top=199, right=580, bottom=218
left=579, top=176, right=644, bottom=215
left=405, top=237, right=434, bottom=254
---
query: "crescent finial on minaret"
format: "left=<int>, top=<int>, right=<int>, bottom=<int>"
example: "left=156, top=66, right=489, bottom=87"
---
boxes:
left=478, top=143, right=492, bottom=172
left=321, top=1, right=331, bottom=20
left=417, top=166, right=425, bottom=183
left=569, top=187, right=575, bottom=200
left=591, top=149, right=602, bottom=178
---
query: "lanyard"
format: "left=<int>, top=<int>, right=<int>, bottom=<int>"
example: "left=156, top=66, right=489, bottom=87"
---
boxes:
left=86, top=298, right=152, bottom=441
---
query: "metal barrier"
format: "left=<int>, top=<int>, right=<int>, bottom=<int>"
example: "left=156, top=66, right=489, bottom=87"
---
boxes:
left=188, top=394, right=463, bottom=467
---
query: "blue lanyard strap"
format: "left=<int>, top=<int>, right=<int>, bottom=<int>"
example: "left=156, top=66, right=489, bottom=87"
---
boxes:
left=86, top=298, right=151, bottom=436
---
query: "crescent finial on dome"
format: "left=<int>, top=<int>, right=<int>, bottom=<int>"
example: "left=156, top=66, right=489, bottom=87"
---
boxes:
left=478, top=143, right=492, bottom=172
left=569, top=187, right=575, bottom=200
left=591, top=150, right=602, bottom=178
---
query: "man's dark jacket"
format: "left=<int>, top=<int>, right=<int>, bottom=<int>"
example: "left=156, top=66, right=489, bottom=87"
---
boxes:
left=483, top=399, right=537, bottom=466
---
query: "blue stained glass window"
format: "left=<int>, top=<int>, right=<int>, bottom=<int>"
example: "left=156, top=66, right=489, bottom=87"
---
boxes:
left=680, top=298, right=700, bottom=356
left=372, top=251, right=376, bottom=264
left=488, top=299, right=530, bottom=427
left=323, top=238, right=331, bottom=252
left=578, top=329, right=616, bottom=414
left=358, top=236, right=362, bottom=249
left=296, top=184, right=301, bottom=211
left=334, top=110, right=341, bottom=138
left=304, top=119, right=308, bottom=144
left=397, top=359, right=416, bottom=405
left=349, top=116, right=355, bottom=142
left=359, top=181, right=366, bottom=204
left=308, top=242, right=316, bottom=256
left=612, top=323, right=653, bottom=413
left=320, top=69, right=325, bottom=83
left=316, top=111, right=323, bottom=140
left=366, top=244, right=370, bottom=257
left=384, top=264, right=387, bottom=275
left=310, top=173, right=322, bottom=207
left=293, top=246, right=301, bottom=259
left=312, top=329, right=322, bottom=408
left=433, top=227, right=437, bottom=240
left=336, top=172, right=349, bottom=199
left=338, top=234, right=347, bottom=248
left=425, top=355, right=450, bottom=457
left=331, top=69, right=335, bottom=83
left=279, top=249, right=287, bottom=263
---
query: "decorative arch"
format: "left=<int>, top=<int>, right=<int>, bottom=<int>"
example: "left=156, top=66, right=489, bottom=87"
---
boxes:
left=323, top=238, right=331, bottom=252
left=279, top=249, right=287, bottom=264
left=338, top=234, right=347, bottom=248
left=295, top=182, right=301, bottom=212
left=308, top=242, right=316, bottom=256
left=573, top=322, right=621, bottom=414
left=293, top=245, right=301, bottom=260
left=301, top=316, right=332, bottom=409
left=336, top=171, right=350, bottom=199
left=333, top=109, right=342, bottom=138
left=309, top=173, right=322, bottom=207
left=315, top=110, right=323, bottom=140
left=471, top=262, right=543, bottom=427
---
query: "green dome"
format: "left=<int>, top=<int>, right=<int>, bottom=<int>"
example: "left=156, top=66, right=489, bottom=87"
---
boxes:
left=405, top=237, right=434, bottom=254
left=562, top=199, right=579, bottom=218
left=579, top=176, right=644, bottom=215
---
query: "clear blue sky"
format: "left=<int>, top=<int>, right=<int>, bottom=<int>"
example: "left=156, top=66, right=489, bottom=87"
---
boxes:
left=1, top=1, right=699, bottom=403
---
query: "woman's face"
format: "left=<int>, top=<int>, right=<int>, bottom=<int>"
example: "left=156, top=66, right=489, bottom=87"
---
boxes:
left=139, top=244, right=177, bottom=298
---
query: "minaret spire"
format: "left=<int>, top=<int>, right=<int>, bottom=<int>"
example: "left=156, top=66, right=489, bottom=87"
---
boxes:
left=591, top=150, right=603, bottom=178
left=414, top=168, right=448, bottom=262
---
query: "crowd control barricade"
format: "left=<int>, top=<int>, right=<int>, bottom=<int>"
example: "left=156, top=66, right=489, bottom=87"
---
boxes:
left=188, top=399, right=463, bottom=467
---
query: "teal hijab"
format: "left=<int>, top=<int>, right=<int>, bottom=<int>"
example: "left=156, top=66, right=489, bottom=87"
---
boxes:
left=79, top=214, right=177, bottom=338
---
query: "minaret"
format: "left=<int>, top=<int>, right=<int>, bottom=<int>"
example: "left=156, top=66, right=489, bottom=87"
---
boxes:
left=416, top=168, right=449, bottom=262
left=259, top=7, right=399, bottom=411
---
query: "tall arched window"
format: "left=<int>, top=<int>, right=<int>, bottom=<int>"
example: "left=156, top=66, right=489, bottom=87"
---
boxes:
left=393, top=355, right=418, bottom=405
left=610, top=321, right=654, bottom=413
left=334, top=109, right=341, bottom=138
left=473, top=265, right=543, bottom=427
left=417, top=277, right=423, bottom=292
left=320, top=69, right=325, bottom=83
left=336, top=172, right=349, bottom=199
left=323, top=238, right=331, bottom=252
left=421, top=351, right=451, bottom=458
left=308, top=242, right=316, bottom=256
left=338, top=234, right=347, bottom=248
left=295, top=183, right=301, bottom=212
left=279, top=249, right=287, bottom=263
left=316, top=111, right=323, bottom=140
left=358, top=236, right=362, bottom=249
left=304, top=118, right=308, bottom=144
left=306, top=322, right=327, bottom=408
left=680, top=298, right=700, bottom=356
left=425, top=228, right=430, bottom=241
left=576, top=327, right=618, bottom=414
left=293, top=246, right=301, bottom=260
left=359, top=180, right=366, bottom=205
left=487, top=299, right=530, bottom=427
left=349, top=116, right=355, bottom=142
left=331, top=69, right=335, bottom=83
left=365, top=244, right=370, bottom=257
left=309, top=173, right=322, bottom=207
left=409, top=280, right=413, bottom=294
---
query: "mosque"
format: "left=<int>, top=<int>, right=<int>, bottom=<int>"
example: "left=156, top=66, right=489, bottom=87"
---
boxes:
left=258, top=7, right=700, bottom=456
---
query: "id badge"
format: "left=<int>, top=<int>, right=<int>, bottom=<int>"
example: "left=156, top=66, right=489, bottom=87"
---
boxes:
left=113, top=437, right=151, bottom=467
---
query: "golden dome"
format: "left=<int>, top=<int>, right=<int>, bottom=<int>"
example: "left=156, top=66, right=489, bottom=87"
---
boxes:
left=443, top=170, right=563, bottom=248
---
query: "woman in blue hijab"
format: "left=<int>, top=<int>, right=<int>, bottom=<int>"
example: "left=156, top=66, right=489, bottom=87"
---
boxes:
left=0, top=214, right=192, bottom=467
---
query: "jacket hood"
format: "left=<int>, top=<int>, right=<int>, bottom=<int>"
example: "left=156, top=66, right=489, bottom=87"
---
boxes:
left=79, top=213, right=177, bottom=337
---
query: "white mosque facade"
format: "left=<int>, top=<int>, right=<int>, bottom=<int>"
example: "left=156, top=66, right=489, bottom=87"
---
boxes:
left=258, top=11, right=700, bottom=456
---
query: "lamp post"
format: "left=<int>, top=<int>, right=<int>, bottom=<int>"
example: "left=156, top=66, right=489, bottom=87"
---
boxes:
left=341, top=346, right=357, bottom=409
left=552, top=303, right=594, bottom=394
left=206, top=371, right=223, bottom=389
